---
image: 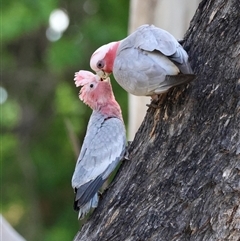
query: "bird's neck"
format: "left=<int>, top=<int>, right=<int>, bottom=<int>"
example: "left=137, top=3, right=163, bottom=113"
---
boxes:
left=97, top=99, right=123, bottom=121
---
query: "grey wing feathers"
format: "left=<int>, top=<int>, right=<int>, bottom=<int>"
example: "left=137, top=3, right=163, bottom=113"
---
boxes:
left=168, top=46, right=193, bottom=74
left=71, top=113, right=126, bottom=216
left=126, top=24, right=193, bottom=74
left=133, top=24, right=178, bottom=55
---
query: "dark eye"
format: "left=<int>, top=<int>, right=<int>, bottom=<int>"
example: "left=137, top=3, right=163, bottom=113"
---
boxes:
left=97, top=60, right=105, bottom=69
left=90, top=84, right=94, bottom=88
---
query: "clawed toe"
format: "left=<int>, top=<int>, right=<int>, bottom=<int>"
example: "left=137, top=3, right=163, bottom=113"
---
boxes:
left=146, top=102, right=160, bottom=109
left=123, top=141, right=132, bottom=161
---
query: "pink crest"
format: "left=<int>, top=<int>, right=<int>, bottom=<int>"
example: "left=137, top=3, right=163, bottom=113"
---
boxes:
left=74, top=70, right=96, bottom=87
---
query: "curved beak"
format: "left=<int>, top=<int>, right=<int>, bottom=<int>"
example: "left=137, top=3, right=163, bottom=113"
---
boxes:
left=102, top=77, right=110, bottom=83
left=96, top=70, right=109, bottom=79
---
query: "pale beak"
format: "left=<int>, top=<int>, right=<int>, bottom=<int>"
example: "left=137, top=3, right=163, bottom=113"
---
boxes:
left=102, top=77, right=110, bottom=83
left=96, top=70, right=109, bottom=79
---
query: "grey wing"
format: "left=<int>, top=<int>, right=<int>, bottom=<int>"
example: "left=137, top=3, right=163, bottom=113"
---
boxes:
left=114, top=45, right=179, bottom=96
left=71, top=116, right=126, bottom=192
left=125, top=24, right=193, bottom=74
left=132, top=24, right=178, bottom=55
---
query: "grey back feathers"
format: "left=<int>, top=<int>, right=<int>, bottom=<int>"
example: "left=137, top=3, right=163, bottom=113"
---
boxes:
left=72, top=111, right=126, bottom=219
left=113, top=24, right=195, bottom=96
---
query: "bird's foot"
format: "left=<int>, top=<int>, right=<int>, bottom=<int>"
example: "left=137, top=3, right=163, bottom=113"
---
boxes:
left=123, top=141, right=132, bottom=161
left=147, top=94, right=160, bottom=109
left=146, top=97, right=160, bottom=109
left=98, top=191, right=103, bottom=198
left=178, top=39, right=185, bottom=45
left=147, top=93, right=168, bottom=109
left=146, top=102, right=160, bottom=109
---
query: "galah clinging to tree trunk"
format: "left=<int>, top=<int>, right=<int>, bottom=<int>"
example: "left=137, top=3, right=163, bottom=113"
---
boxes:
left=71, top=70, right=126, bottom=219
left=90, top=24, right=195, bottom=97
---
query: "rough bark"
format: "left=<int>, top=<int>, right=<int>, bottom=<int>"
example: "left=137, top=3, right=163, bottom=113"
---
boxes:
left=74, top=0, right=240, bottom=240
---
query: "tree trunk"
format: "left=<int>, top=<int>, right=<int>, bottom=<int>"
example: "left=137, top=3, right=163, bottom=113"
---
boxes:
left=74, top=0, right=240, bottom=240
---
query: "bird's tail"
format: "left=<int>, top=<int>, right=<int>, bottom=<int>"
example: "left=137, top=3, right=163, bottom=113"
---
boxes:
left=166, top=74, right=196, bottom=87
left=77, top=193, right=99, bottom=219
left=155, top=74, right=196, bottom=94
left=154, top=74, right=196, bottom=94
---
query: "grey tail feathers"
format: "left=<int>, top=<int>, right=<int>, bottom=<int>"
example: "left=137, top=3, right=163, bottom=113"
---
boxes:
left=77, top=193, right=99, bottom=219
left=73, top=175, right=104, bottom=219
left=73, top=175, right=103, bottom=211
left=164, top=74, right=196, bottom=89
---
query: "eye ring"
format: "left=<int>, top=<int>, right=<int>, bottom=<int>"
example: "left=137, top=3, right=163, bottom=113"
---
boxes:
left=97, top=60, right=105, bottom=69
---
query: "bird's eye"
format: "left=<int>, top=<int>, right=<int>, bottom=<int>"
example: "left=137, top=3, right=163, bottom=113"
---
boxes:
left=97, top=60, right=105, bottom=69
left=90, top=84, right=94, bottom=88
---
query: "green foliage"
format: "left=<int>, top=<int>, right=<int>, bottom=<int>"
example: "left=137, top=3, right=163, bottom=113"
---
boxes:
left=2, top=0, right=58, bottom=42
left=46, top=37, right=84, bottom=74
left=1, top=99, right=21, bottom=128
left=55, top=81, right=81, bottom=116
left=2, top=0, right=129, bottom=240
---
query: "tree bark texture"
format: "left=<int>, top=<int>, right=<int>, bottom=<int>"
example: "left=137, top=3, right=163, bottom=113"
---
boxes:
left=74, top=0, right=240, bottom=240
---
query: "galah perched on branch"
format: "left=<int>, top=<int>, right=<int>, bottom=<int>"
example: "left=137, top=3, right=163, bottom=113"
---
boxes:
left=71, top=70, right=126, bottom=219
left=90, top=24, right=195, bottom=98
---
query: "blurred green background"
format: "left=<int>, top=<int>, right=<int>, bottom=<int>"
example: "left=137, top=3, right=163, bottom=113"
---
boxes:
left=1, top=0, right=129, bottom=240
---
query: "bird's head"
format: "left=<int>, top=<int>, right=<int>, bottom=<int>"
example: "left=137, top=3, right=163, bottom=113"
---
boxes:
left=90, top=41, right=120, bottom=79
left=74, top=70, right=114, bottom=111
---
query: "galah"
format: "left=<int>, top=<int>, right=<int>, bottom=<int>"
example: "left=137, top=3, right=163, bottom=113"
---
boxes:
left=71, top=70, right=126, bottom=219
left=90, top=24, right=195, bottom=97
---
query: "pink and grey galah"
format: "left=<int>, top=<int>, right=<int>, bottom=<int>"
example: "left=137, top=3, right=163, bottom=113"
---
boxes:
left=90, top=24, right=195, bottom=97
left=71, top=70, right=126, bottom=219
